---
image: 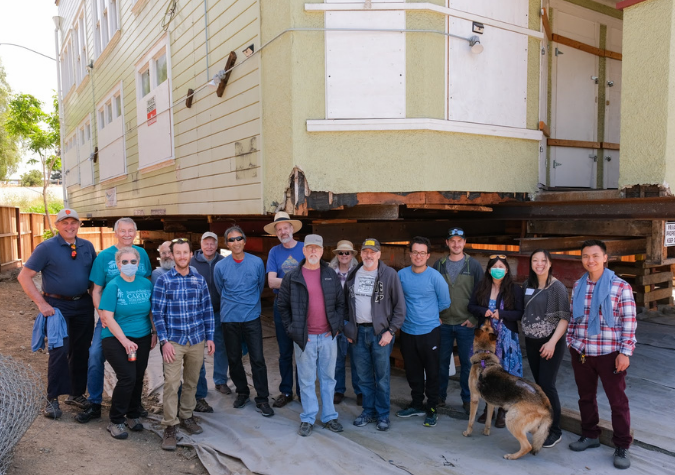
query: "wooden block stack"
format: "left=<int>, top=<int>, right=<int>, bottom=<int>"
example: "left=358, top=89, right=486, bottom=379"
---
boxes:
left=609, top=261, right=674, bottom=309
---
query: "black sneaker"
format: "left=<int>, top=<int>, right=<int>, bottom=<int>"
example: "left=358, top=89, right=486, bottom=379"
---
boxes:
left=65, top=395, right=90, bottom=410
left=543, top=433, right=562, bottom=448
left=613, top=447, right=630, bottom=469
left=323, top=419, right=343, bottom=433
left=233, top=394, right=250, bottom=409
left=194, top=398, right=214, bottom=413
left=44, top=399, right=62, bottom=419
left=256, top=402, right=274, bottom=417
left=75, top=403, right=102, bottom=423
left=139, top=405, right=149, bottom=418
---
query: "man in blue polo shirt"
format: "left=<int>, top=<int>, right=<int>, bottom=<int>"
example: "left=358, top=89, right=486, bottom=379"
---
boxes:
left=76, top=217, right=152, bottom=423
left=18, top=209, right=96, bottom=418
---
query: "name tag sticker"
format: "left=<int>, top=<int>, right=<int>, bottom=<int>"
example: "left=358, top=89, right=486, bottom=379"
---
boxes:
left=525, top=288, right=535, bottom=295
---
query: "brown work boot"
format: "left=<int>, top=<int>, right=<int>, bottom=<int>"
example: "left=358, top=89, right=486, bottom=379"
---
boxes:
left=495, top=408, right=506, bottom=428
left=272, top=393, right=293, bottom=408
left=162, top=425, right=177, bottom=451
left=180, top=417, right=204, bottom=435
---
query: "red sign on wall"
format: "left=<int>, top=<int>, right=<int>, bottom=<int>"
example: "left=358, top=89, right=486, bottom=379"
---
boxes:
left=146, top=96, right=157, bottom=126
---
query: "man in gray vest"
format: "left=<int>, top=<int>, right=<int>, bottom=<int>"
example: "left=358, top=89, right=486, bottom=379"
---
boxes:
left=432, top=228, right=482, bottom=413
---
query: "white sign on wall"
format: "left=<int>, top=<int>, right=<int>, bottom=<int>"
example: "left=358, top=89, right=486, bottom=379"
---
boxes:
left=665, top=222, right=675, bottom=247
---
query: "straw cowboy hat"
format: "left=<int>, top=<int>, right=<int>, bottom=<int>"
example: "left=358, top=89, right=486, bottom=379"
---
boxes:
left=263, top=211, right=303, bottom=235
left=332, top=240, right=357, bottom=255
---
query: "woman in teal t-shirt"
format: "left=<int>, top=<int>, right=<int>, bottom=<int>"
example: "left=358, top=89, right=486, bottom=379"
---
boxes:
left=99, top=247, right=156, bottom=440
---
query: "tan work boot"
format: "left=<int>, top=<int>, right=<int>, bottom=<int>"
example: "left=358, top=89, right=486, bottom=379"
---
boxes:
left=162, top=425, right=177, bottom=451
left=180, top=417, right=204, bottom=435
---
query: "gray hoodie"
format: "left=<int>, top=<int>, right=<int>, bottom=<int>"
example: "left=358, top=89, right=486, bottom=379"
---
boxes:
left=190, top=250, right=225, bottom=312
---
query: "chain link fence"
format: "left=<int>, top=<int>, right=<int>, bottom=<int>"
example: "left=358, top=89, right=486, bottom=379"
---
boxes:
left=0, top=354, right=44, bottom=475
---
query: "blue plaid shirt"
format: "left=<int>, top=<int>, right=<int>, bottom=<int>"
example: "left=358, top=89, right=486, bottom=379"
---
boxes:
left=152, top=267, right=215, bottom=345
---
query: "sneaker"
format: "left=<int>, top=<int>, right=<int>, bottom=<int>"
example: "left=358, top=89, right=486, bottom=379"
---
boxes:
left=126, top=417, right=144, bottom=432
left=162, top=425, right=177, bottom=451
left=333, top=392, right=344, bottom=404
left=44, top=399, right=62, bottom=419
left=424, top=408, right=438, bottom=427
left=75, top=403, right=101, bottom=423
left=64, top=395, right=90, bottom=410
left=569, top=436, right=600, bottom=452
left=543, top=433, right=562, bottom=448
left=376, top=417, right=390, bottom=432
left=256, top=402, right=274, bottom=417
left=613, top=447, right=631, bottom=469
left=180, top=417, right=204, bottom=435
left=233, top=394, right=250, bottom=409
left=298, top=422, right=313, bottom=437
left=216, top=384, right=232, bottom=395
left=139, top=405, right=149, bottom=418
left=324, top=419, right=343, bottom=432
left=273, top=393, right=293, bottom=408
left=353, top=412, right=376, bottom=427
left=194, top=398, right=214, bottom=413
left=107, top=422, right=129, bottom=439
left=396, top=406, right=425, bottom=418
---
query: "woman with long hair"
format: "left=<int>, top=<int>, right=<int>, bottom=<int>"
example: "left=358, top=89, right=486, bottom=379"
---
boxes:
left=522, top=249, right=570, bottom=448
left=468, top=254, right=524, bottom=428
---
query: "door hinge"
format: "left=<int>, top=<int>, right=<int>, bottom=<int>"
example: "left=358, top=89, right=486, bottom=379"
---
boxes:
left=553, top=160, right=562, bottom=168
left=555, top=47, right=563, bottom=56
left=589, top=154, right=598, bottom=162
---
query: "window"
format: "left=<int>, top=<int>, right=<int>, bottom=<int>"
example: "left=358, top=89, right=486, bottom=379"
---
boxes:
left=155, top=54, right=167, bottom=85
left=60, top=36, right=75, bottom=93
left=99, top=109, right=105, bottom=129
left=80, top=128, right=85, bottom=145
left=114, top=94, right=122, bottom=118
left=76, top=115, right=94, bottom=188
left=97, top=82, right=126, bottom=182
left=141, top=69, right=150, bottom=97
left=106, top=101, right=113, bottom=124
left=65, top=131, right=79, bottom=188
left=85, top=123, right=91, bottom=140
left=73, top=8, right=88, bottom=85
left=92, top=0, right=120, bottom=57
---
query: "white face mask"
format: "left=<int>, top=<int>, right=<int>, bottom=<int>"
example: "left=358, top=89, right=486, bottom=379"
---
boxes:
left=121, top=264, right=139, bottom=277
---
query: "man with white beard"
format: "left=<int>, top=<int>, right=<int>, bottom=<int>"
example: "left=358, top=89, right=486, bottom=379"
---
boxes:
left=152, top=241, right=175, bottom=284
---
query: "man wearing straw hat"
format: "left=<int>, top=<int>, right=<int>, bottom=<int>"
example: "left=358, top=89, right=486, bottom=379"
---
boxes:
left=264, top=211, right=304, bottom=408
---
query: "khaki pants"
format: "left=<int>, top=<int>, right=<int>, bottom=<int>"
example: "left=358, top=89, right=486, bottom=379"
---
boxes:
left=162, top=340, right=205, bottom=427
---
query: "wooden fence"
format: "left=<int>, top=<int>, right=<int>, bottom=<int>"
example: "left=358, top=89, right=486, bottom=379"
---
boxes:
left=0, top=206, right=115, bottom=271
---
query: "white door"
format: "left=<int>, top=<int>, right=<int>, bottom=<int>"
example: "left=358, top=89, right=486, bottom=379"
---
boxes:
left=551, top=12, right=599, bottom=188
left=603, top=27, right=622, bottom=189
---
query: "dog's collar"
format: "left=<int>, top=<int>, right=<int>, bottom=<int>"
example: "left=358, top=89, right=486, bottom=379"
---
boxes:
left=475, top=350, right=493, bottom=354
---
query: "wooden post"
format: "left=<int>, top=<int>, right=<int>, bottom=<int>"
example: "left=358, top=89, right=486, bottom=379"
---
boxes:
left=648, top=220, right=666, bottom=265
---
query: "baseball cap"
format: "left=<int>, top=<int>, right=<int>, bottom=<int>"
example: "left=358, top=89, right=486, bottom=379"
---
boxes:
left=447, top=228, right=466, bottom=239
left=361, top=238, right=381, bottom=252
left=201, top=231, right=218, bottom=241
left=304, top=234, right=324, bottom=247
left=56, top=209, right=80, bottom=222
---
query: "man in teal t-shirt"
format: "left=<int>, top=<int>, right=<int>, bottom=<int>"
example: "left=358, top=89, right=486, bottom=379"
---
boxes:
left=76, top=218, right=152, bottom=423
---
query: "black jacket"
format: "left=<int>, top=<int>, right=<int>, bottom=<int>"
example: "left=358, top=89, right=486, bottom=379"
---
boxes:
left=467, top=282, right=524, bottom=333
left=190, top=250, right=225, bottom=312
left=277, top=259, right=345, bottom=351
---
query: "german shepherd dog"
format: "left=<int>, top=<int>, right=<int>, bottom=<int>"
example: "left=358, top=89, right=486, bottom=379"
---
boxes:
left=463, top=319, right=553, bottom=460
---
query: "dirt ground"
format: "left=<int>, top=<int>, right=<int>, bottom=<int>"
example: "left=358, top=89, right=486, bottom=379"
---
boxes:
left=0, top=275, right=208, bottom=475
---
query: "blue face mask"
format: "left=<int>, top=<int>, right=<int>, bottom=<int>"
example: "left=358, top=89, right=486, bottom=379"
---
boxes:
left=490, top=267, right=506, bottom=280
left=121, top=264, right=139, bottom=277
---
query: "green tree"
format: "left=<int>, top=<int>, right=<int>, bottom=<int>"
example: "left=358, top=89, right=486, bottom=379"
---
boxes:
left=20, top=169, right=43, bottom=186
left=5, top=93, right=60, bottom=233
left=0, top=57, right=20, bottom=181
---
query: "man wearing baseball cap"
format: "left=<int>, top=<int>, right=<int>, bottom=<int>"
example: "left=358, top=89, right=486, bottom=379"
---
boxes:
left=19, top=209, right=97, bottom=418
left=190, top=231, right=231, bottom=411
left=432, top=228, right=483, bottom=414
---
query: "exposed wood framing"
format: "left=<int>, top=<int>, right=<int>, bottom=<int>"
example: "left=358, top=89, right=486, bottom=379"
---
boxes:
left=601, top=142, right=620, bottom=150
left=548, top=138, right=601, bottom=149
left=491, top=199, right=675, bottom=220
left=539, top=121, right=551, bottom=138
left=541, top=8, right=552, bottom=42
left=528, top=220, right=652, bottom=237
left=648, top=220, right=667, bottom=265
left=519, top=236, right=646, bottom=256
left=553, top=34, right=622, bottom=61
left=406, top=204, right=493, bottom=212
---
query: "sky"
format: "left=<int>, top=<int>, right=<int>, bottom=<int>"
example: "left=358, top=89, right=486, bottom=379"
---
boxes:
left=0, top=0, right=59, bottom=179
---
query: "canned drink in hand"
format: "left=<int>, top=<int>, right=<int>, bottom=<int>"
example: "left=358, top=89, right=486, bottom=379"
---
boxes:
left=128, top=350, right=137, bottom=362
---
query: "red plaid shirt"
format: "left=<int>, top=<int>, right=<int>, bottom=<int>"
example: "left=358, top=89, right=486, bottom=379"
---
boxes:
left=567, top=276, right=637, bottom=356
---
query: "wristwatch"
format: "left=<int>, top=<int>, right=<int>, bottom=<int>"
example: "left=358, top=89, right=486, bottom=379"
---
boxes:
left=388, top=328, right=396, bottom=336
left=160, top=340, right=167, bottom=347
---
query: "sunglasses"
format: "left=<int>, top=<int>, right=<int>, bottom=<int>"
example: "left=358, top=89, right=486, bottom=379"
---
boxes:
left=228, top=236, right=245, bottom=242
left=172, top=238, right=188, bottom=243
left=70, top=243, right=77, bottom=260
left=337, top=251, right=352, bottom=256
left=121, top=259, right=138, bottom=265
left=490, top=254, right=507, bottom=260
left=449, top=229, right=465, bottom=236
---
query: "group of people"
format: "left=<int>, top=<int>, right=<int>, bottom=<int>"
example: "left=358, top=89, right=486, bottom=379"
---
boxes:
left=21, top=209, right=636, bottom=470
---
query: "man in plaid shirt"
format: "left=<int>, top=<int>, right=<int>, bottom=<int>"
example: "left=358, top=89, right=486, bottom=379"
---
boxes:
left=567, top=239, right=636, bottom=470
left=152, top=239, right=215, bottom=451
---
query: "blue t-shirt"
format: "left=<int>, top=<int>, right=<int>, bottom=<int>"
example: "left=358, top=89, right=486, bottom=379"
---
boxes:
left=25, top=234, right=96, bottom=297
left=99, top=276, right=153, bottom=339
left=214, top=253, right=266, bottom=323
left=90, top=244, right=152, bottom=287
left=266, top=241, right=304, bottom=294
left=398, top=266, right=451, bottom=335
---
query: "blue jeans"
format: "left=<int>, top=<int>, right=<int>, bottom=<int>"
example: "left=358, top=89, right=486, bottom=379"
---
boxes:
left=351, top=326, right=393, bottom=418
left=294, top=333, right=338, bottom=424
left=274, top=299, right=299, bottom=396
left=86, top=318, right=105, bottom=404
left=335, top=333, right=361, bottom=395
left=438, top=323, right=474, bottom=403
left=212, top=317, right=229, bottom=385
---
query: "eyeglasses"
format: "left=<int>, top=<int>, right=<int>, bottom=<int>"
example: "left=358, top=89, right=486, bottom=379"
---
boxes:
left=172, top=238, right=188, bottom=243
left=490, top=254, right=507, bottom=260
left=121, top=259, right=138, bottom=265
left=227, top=236, right=244, bottom=242
left=411, top=251, right=428, bottom=257
left=70, top=243, right=77, bottom=260
left=337, top=251, right=352, bottom=256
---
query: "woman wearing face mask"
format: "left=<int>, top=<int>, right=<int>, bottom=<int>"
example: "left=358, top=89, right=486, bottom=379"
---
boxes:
left=522, top=249, right=570, bottom=448
left=99, top=247, right=156, bottom=439
left=468, top=255, right=524, bottom=428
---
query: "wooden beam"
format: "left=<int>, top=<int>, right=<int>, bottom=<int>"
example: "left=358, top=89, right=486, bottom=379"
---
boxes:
left=528, top=220, right=652, bottom=237
left=605, top=239, right=648, bottom=257
left=518, top=236, right=600, bottom=253
left=539, top=121, right=550, bottom=138
left=553, top=34, right=604, bottom=57
left=647, top=220, right=667, bottom=264
left=604, top=50, right=622, bottom=61
left=216, top=51, right=237, bottom=98
left=548, top=138, right=601, bottom=149
left=601, top=142, right=620, bottom=150
left=541, top=8, right=552, bottom=42
left=407, top=204, right=493, bottom=212
left=15, top=207, right=21, bottom=262
left=637, top=286, right=674, bottom=304
left=636, top=272, right=673, bottom=286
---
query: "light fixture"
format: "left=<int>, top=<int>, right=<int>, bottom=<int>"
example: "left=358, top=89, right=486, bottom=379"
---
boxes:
left=242, top=44, right=254, bottom=58
left=469, top=36, right=483, bottom=54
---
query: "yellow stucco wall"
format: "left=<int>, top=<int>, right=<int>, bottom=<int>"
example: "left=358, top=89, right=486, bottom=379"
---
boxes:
left=260, top=0, right=542, bottom=213
left=620, top=0, right=675, bottom=189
